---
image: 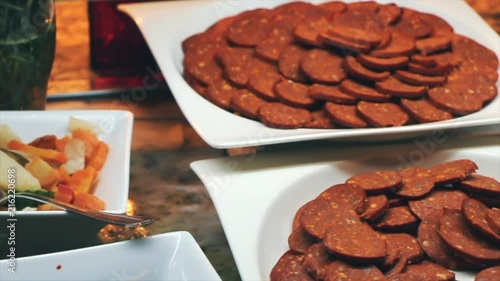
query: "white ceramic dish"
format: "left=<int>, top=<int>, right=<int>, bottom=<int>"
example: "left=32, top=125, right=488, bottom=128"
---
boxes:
left=0, top=110, right=133, bottom=257
left=0, top=231, right=221, bottom=281
left=191, top=135, right=500, bottom=280
left=119, top=0, right=500, bottom=149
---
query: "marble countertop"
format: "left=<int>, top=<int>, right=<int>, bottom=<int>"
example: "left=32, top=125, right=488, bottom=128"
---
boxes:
left=43, top=1, right=500, bottom=281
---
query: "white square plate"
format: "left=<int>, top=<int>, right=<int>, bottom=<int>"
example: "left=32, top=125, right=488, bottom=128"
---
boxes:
left=119, top=0, right=500, bottom=149
left=0, top=231, right=221, bottom=281
left=191, top=135, right=500, bottom=280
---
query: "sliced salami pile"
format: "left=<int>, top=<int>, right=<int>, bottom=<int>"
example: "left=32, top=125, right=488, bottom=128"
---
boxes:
left=182, top=1, right=499, bottom=129
left=270, top=159, right=500, bottom=281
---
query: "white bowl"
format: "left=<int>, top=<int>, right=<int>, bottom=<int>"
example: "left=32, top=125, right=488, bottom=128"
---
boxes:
left=0, top=231, right=221, bottom=281
left=0, top=110, right=134, bottom=257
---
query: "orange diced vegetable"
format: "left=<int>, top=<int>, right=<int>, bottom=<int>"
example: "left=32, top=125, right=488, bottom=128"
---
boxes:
left=37, top=204, right=58, bottom=211
left=88, top=141, right=109, bottom=171
left=72, top=129, right=99, bottom=163
left=25, top=156, right=60, bottom=190
left=73, top=192, right=105, bottom=211
left=55, top=184, right=74, bottom=204
left=8, top=140, right=68, bottom=164
left=55, top=135, right=71, bottom=152
left=68, top=166, right=96, bottom=193
left=57, top=166, right=71, bottom=184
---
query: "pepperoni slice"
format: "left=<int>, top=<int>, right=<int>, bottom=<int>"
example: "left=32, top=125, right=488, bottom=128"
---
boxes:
left=275, top=80, right=315, bottom=108
left=257, top=103, right=312, bottom=129
left=270, top=251, right=312, bottom=281
left=318, top=31, right=372, bottom=54
left=372, top=206, right=419, bottom=231
left=205, top=78, right=239, bottom=110
left=346, top=170, right=402, bottom=195
left=288, top=225, right=316, bottom=254
left=324, top=261, right=386, bottom=281
left=384, top=233, right=424, bottom=264
left=410, top=54, right=437, bottom=67
left=408, top=190, right=469, bottom=221
left=340, top=79, right=391, bottom=102
left=357, top=101, right=410, bottom=127
left=416, top=36, right=451, bottom=56
left=317, top=183, right=368, bottom=215
left=294, top=17, right=331, bottom=48
left=226, top=9, right=272, bottom=47
left=324, top=223, right=387, bottom=263
left=462, top=199, right=500, bottom=243
left=461, top=174, right=500, bottom=198
left=255, top=28, right=294, bottom=62
left=407, top=63, right=450, bottom=76
left=376, top=77, right=427, bottom=98
left=300, top=199, right=361, bottom=239
left=439, top=209, right=500, bottom=266
left=447, top=74, right=498, bottom=104
left=301, top=49, right=346, bottom=84
left=303, top=243, right=335, bottom=280
left=342, top=56, right=390, bottom=82
left=377, top=3, right=402, bottom=25
left=346, top=1, right=380, bottom=12
left=326, top=26, right=382, bottom=46
left=324, top=102, right=368, bottom=128
left=230, top=89, right=268, bottom=119
left=396, top=167, right=435, bottom=199
left=247, top=71, right=283, bottom=101
left=304, top=110, right=337, bottom=129
left=309, top=84, right=357, bottom=104
left=403, top=261, right=455, bottom=281
left=419, top=12, right=454, bottom=37
left=487, top=208, right=500, bottom=235
left=360, top=195, right=389, bottom=221
left=429, top=159, right=478, bottom=185
left=428, top=85, right=484, bottom=116
left=394, top=70, right=447, bottom=87
left=391, top=9, right=432, bottom=40
left=370, top=32, right=415, bottom=58
left=357, top=54, right=409, bottom=71
left=476, top=266, right=500, bottom=281
left=319, top=1, right=347, bottom=13
left=279, top=44, right=310, bottom=83
left=418, top=218, right=471, bottom=270
left=217, top=47, right=254, bottom=87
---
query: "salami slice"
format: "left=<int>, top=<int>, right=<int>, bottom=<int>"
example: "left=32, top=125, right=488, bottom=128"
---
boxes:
left=395, top=167, right=435, bottom=199
left=385, top=233, right=424, bottom=264
left=303, top=243, right=335, bottom=280
left=418, top=218, right=471, bottom=270
left=255, top=28, right=294, bottom=62
left=226, top=9, right=272, bottom=47
left=452, top=35, right=499, bottom=75
left=323, top=223, right=387, bottom=263
left=248, top=71, right=283, bottom=101
left=304, top=110, right=337, bottom=129
left=408, top=190, right=469, bottom=221
left=205, top=78, right=240, bottom=110
left=257, top=103, right=312, bottom=129
left=230, top=89, right=268, bottom=119
left=342, top=56, right=390, bottom=82
left=346, top=170, right=402, bottom=195
left=292, top=201, right=311, bottom=230
left=300, top=199, right=361, bottom=239
left=217, top=47, right=254, bottom=87
left=372, top=206, right=419, bottom=231
left=428, top=85, right=484, bottom=116
left=361, top=195, right=390, bottom=222
left=429, top=159, right=478, bottom=185
left=270, top=251, right=312, bottom=281
left=318, top=31, right=372, bottom=54
left=370, top=32, right=415, bottom=58
left=447, top=74, right=498, bottom=104
left=375, top=76, right=427, bottom=98
left=394, top=70, right=446, bottom=87
left=294, top=17, right=331, bottom=48
left=439, top=209, right=500, bottom=266
left=475, top=266, right=500, bottom=281
left=324, top=261, right=386, bottom=281
left=319, top=1, right=347, bottom=13
left=279, top=44, right=310, bottom=83
left=327, top=26, right=382, bottom=46
left=391, top=9, right=432, bottom=40
left=487, top=208, right=500, bottom=235
left=340, top=79, right=391, bottom=102
left=403, top=261, right=455, bottom=281
left=357, top=101, right=410, bottom=127
left=309, top=84, right=357, bottom=104
left=410, top=54, right=437, bottom=67
left=301, top=49, right=346, bottom=84
left=357, top=54, right=409, bottom=71
left=288, top=225, right=317, bottom=254
left=185, top=53, right=223, bottom=87
left=275, top=80, right=315, bottom=108
left=377, top=3, right=402, bottom=25
left=418, top=12, right=454, bottom=37
left=407, top=63, right=450, bottom=76
left=318, top=183, right=368, bottom=214
left=462, top=199, right=500, bottom=243
left=415, top=36, right=451, bottom=56
left=324, top=102, right=368, bottom=128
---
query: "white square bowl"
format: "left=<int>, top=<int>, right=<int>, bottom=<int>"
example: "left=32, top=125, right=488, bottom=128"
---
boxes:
left=119, top=0, right=500, bottom=148
left=0, top=231, right=221, bottom=281
left=0, top=110, right=134, bottom=257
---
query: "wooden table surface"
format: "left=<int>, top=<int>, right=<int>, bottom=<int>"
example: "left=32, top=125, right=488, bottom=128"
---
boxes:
left=40, top=1, right=500, bottom=280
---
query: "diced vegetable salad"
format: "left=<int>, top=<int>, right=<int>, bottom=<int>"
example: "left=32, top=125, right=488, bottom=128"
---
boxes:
left=0, top=118, right=109, bottom=211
